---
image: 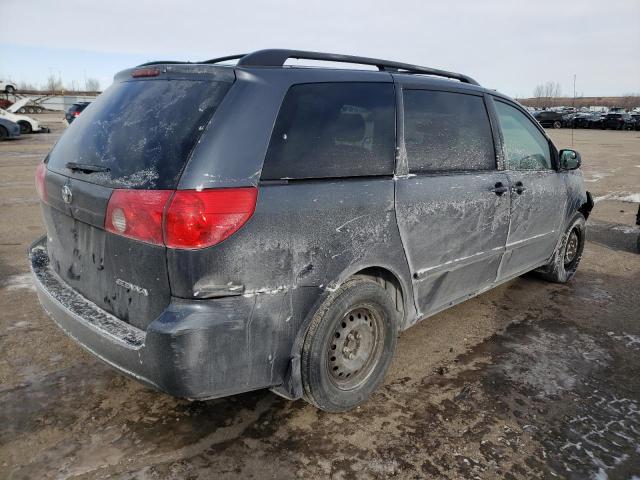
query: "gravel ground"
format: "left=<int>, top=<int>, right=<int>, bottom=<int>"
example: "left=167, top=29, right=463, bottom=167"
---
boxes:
left=0, top=116, right=639, bottom=479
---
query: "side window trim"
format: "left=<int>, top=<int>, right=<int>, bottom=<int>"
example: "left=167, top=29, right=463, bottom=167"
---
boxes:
left=399, top=86, right=498, bottom=175
left=492, top=97, right=556, bottom=172
left=483, top=94, right=506, bottom=171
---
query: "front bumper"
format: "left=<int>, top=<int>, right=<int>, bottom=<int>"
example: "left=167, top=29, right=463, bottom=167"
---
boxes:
left=29, top=236, right=282, bottom=400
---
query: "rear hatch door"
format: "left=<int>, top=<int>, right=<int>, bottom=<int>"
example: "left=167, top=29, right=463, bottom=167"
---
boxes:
left=42, top=66, right=234, bottom=329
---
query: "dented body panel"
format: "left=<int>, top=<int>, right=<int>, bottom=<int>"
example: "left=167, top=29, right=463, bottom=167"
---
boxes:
left=31, top=61, right=592, bottom=402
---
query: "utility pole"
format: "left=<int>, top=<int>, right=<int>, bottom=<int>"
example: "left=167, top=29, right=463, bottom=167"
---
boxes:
left=572, top=74, right=576, bottom=148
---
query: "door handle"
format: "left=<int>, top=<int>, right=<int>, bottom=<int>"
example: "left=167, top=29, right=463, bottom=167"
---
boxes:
left=490, top=182, right=508, bottom=196
left=512, top=181, right=526, bottom=195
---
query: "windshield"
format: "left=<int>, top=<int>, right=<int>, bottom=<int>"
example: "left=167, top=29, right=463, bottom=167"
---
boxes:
left=48, top=78, right=232, bottom=189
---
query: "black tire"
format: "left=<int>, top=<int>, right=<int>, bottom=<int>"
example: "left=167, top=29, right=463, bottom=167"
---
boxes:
left=0, top=125, right=7, bottom=141
left=27, top=107, right=35, bottom=114
left=301, top=275, right=399, bottom=412
left=538, top=213, right=586, bottom=283
left=18, top=121, right=32, bottom=134
left=18, top=107, right=26, bottom=114
left=5, top=85, right=15, bottom=94
left=35, top=107, right=43, bottom=114
left=553, top=120, right=562, bottom=129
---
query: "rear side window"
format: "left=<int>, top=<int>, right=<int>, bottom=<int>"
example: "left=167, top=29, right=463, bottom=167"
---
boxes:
left=262, top=83, right=395, bottom=180
left=403, top=90, right=495, bottom=173
left=495, top=101, right=552, bottom=171
left=48, top=79, right=232, bottom=189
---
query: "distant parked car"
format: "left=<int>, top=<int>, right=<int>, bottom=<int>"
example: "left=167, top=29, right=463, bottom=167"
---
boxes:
left=604, top=113, right=633, bottom=130
left=572, top=113, right=593, bottom=129
left=65, top=102, right=91, bottom=124
left=561, top=112, right=579, bottom=128
left=0, top=80, right=17, bottom=94
left=587, top=113, right=607, bottom=129
left=533, top=110, right=564, bottom=128
left=0, top=117, right=20, bottom=140
left=0, top=108, right=48, bottom=134
left=630, top=114, right=640, bottom=131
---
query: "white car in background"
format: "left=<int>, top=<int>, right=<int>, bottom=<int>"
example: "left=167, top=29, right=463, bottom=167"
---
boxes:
left=0, top=106, right=48, bottom=134
left=0, top=80, right=17, bottom=94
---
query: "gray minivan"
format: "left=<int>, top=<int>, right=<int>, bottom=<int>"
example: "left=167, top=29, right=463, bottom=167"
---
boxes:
left=30, top=50, right=593, bottom=412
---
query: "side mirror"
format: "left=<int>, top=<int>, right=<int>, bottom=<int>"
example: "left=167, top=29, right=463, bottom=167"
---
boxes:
left=559, top=149, right=581, bottom=170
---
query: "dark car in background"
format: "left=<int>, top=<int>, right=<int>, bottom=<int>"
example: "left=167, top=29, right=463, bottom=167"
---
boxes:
left=30, top=49, right=592, bottom=412
left=0, top=117, right=21, bottom=140
left=630, top=114, right=640, bottom=131
left=65, top=102, right=91, bottom=124
left=533, top=110, right=564, bottom=128
left=573, top=113, right=596, bottom=129
left=604, top=112, right=633, bottom=130
left=582, top=113, right=607, bottom=129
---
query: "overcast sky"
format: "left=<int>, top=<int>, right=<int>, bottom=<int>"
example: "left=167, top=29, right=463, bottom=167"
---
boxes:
left=1, top=0, right=638, bottom=97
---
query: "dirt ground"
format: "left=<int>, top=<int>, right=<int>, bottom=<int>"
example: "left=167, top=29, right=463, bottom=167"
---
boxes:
left=0, top=116, right=639, bottom=480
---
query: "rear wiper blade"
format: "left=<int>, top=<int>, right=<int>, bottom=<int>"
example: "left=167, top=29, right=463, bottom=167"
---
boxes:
left=65, top=162, right=110, bottom=173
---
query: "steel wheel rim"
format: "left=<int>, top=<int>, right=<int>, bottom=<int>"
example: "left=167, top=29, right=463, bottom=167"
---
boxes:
left=326, top=305, right=384, bottom=391
left=564, top=229, right=579, bottom=265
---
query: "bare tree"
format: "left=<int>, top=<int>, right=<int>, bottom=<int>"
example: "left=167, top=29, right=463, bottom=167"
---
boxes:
left=533, top=84, right=545, bottom=108
left=85, top=78, right=100, bottom=92
left=620, top=94, right=640, bottom=110
left=533, top=81, right=563, bottom=108
left=66, top=80, right=79, bottom=93
left=18, top=81, right=37, bottom=92
left=45, top=74, right=63, bottom=94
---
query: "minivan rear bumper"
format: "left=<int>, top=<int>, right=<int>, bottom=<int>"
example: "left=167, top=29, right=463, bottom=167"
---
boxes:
left=28, top=235, right=276, bottom=400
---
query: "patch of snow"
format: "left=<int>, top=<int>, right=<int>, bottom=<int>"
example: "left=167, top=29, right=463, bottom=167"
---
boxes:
left=584, top=172, right=612, bottom=183
left=594, top=192, right=640, bottom=203
left=1, top=273, right=35, bottom=292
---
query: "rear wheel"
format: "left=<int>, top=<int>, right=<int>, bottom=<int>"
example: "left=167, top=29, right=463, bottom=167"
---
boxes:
left=5, top=85, right=15, bottom=94
left=0, top=125, right=7, bottom=140
left=538, top=212, right=586, bottom=283
left=18, top=121, right=32, bottom=134
left=553, top=120, right=562, bottom=129
left=301, top=276, right=399, bottom=412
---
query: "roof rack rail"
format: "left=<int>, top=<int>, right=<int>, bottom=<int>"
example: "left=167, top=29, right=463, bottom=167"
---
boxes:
left=236, top=49, right=480, bottom=86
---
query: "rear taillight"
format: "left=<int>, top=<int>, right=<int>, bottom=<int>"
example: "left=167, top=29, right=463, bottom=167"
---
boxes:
left=35, top=163, right=47, bottom=203
left=104, top=188, right=257, bottom=249
left=164, top=188, right=257, bottom=249
left=105, top=190, right=172, bottom=245
left=73, top=111, right=81, bottom=117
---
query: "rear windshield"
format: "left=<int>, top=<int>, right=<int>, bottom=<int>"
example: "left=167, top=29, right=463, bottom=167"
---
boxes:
left=49, top=79, right=232, bottom=189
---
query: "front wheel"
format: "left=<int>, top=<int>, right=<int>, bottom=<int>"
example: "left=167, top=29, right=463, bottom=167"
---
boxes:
left=301, top=276, right=399, bottom=412
left=0, top=125, right=7, bottom=141
left=538, top=213, right=586, bottom=283
left=18, top=121, right=32, bottom=134
left=5, top=85, right=15, bottom=94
